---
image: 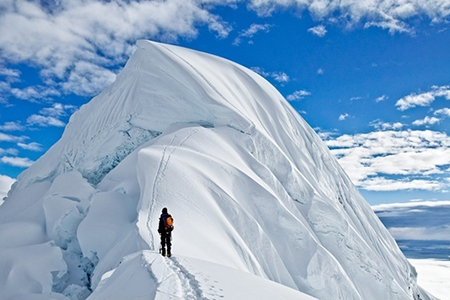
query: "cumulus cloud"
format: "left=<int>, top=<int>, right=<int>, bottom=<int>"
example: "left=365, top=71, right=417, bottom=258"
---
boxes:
left=233, top=23, right=272, bottom=45
left=396, top=85, right=450, bottom=111
left=434, top=107, right=450, bottom=117
left=0, top=0, right=232, bottom=97
left=247, top=0, right=450, bottom=34
left=286, top=90, right=311, bottom=101
left=370, top=120, right=404, bottom=130
left=0, top=0, right=445, bottom=101
left=412, top=116, right=440, bottom=126
left=308, top=25, right=327, bottom=37
left=251, top=67, right=290, bottom=83
left=0, top=156, right=34, bottom=168
left=325, top=130, right=450, bottom=191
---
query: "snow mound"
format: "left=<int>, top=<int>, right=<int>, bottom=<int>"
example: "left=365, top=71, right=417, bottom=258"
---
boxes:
left=89, top=251, right=316, bottom=300
left=0, top=40, right=435, bottom=300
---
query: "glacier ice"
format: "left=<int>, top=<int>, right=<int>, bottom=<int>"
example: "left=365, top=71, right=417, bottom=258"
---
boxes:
left=0, top=40, right=436, bottom=300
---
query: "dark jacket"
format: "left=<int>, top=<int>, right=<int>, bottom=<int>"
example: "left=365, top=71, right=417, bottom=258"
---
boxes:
left=158, top=213, right=173, bottom=234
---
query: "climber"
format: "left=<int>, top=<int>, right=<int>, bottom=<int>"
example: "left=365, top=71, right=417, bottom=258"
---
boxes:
left=158, top=207, right=174, bottom=257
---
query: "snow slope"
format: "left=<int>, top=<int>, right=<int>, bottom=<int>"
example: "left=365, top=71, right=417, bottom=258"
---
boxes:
left=0, top=40, right=435, bottom=300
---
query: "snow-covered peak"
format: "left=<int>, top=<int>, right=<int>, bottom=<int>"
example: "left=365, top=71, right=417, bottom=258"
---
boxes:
left=0, top=41, right=435, bottom=300
left=14, top=40, right=300, bottom=189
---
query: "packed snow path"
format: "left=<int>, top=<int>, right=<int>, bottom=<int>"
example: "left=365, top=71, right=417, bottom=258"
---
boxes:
left=145, top=129, right=199, bottom=251
left=165, top=256, right=208, bottom=300
left=88, top=251, right=317, bottom=300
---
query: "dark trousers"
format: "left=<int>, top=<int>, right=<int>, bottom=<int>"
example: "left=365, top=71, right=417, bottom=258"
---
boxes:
left=160, top=232, right=171, bottom=254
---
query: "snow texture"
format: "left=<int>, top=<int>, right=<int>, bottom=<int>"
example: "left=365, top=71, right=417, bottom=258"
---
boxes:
left=409, top=259, right=450, bottom=300
left=0, top=40, right=435, bottom=300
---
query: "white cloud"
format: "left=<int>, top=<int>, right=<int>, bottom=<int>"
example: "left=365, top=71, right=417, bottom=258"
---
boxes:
left=10, top=85, right=61, bottom=101
left=0, top=0, right=447, bottom=101
left=0, top=0, right=232, bottom=97
left=17, top=142, right=42, bottom=152
left=61, top=61, right=118, bottom=96
left=0, top=174, right=15, bottom=201
left=388, top=226, right=450, bottom=240
left=308, top=25, right=327, bottom=37
left=350, top=96, right=363, bottom=101
left=339, top=113, right=349, bottom=121
left=233, top=23, right=272, bottom=45
left=396, top=92, right=435, bottom=111
left=251, top=67, right=290, bottom=83
left=325, top=130, right=450, bottom=190
left=361, top=177, right=444, bottom=191
left=370, top=120, right=404, bottom=130
left=26, top=115, right=65, bottom=127
left=412, top=116, right=440, bottom=126
left=372, top=200, right=450, bottom=245
left=271, top=72, right=289, bottom=83
left=396, top=85, right=450, bottom=111
left=0, top=147, right=18, bottom=156
left=0, top=81, right=11, bottom=103
left=434, top=107, right=450, bottom=117
left=0, top=121, right=25, bottom=131
left=0, top=132, right=26, bottom=143
left=286, top=90, right=311, bottom=101
left=0, top=67, right=20, bottom=79
left=0, top=156, right=34, bottom=168
left=375, top=95, right=388, bottom=102
left=372, top=200, right=450, bottom=211
left=247, top=0, right=450, bottom=34
left=39, top=103, right=77, bottom=118
left=26, top=103, right=77, bottom=128
left=315, top=128, right=340, bottom=141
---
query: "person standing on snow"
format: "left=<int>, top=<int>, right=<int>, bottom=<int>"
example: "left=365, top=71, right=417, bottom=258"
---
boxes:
left=158, top=207, right=174, bottom=257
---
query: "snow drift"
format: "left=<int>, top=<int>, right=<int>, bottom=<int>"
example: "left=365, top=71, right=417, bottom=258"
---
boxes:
left=0, top=40, right=435, bottom=300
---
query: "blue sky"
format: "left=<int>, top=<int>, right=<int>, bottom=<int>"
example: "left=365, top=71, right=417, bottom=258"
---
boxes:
left=1, top=0, right=450, bottom=205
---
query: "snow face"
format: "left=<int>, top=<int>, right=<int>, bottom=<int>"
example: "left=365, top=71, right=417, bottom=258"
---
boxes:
left=0, top=174, right=14, bottom=205
left=0, top=40, right=435, bottom=300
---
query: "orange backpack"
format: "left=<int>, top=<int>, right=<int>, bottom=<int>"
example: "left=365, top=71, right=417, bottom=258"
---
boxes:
left=165, top=216, right=174, bottom=230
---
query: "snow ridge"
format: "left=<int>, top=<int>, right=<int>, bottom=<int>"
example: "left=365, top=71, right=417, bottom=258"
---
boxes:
left=0, top=40, right=435, bottom=300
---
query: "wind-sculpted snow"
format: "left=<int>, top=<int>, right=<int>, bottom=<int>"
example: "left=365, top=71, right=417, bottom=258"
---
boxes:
left=0, top=41, right=435, bottom=300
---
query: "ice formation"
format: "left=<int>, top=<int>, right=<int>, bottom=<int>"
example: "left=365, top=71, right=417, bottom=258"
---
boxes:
left=0, top=40, right=435, bottom=300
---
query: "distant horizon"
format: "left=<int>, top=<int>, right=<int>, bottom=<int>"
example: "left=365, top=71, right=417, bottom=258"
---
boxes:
left=2, top=1, right=450, bottom=206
